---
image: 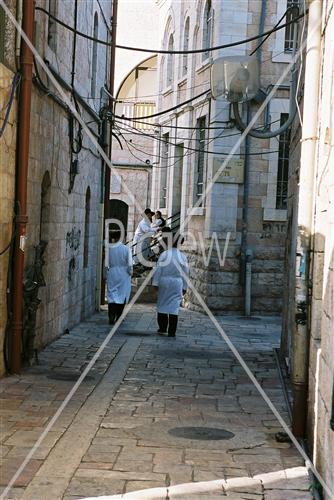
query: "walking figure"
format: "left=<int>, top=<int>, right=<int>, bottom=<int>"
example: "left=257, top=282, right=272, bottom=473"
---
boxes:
left=153, top=234, right=188, bottom=337
left=106, top=229, right=133, bottom=325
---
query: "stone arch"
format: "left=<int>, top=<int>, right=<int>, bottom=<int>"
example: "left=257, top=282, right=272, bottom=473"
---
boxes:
left=109, top=194, right=134, bottom=241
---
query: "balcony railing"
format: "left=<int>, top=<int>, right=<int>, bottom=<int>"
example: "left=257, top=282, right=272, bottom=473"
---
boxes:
left=115, top=101, right=156, bottom=130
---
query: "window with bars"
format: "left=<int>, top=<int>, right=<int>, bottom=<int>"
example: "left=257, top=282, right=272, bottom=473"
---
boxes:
left=166, top=34, right=174, bottom=87
left=195, top=117, right=206, bottom=203
left=159, top=134, right=169, bottom=208
left=47, top=0, right=58, bottom=52
left=182, top=18, right=190, bottom=77
left=91, top=12, right=99, bottom=98
left=202, top=0, right=212, bottom=61
left=285, top=0, right=299, bottom=52
left=276, top=114, right=290, bottom=210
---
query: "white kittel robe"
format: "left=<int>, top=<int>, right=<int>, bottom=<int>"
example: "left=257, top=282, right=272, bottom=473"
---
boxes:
left=152, top=248, right=189, bottom=315
left=106, top=242, right=133, bottom=304
left=133, top=217, right=157, bottom=263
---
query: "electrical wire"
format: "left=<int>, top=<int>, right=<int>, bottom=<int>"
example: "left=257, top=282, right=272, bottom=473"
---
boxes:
left=114, top=89, right=210, bottom=121
left=114, top=122, right=279, bottom=159
left=115, top=81, right=210, bottom=101
left=249, top=5, right=300, bottom=56
left=114, top=117, right=281, bottom=141
left=0, top=72, right=20, bottom=138
left=35, top=5, right=306, bottom=55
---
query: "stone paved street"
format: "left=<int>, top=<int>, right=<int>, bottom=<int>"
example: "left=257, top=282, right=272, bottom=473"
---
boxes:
left=0, top=305, right=312, bottom=499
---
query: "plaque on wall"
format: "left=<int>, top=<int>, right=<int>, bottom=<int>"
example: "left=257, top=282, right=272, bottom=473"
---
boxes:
left=213, top=158, right=244, bottom=183
left=110, top=174, right=121, bottom=194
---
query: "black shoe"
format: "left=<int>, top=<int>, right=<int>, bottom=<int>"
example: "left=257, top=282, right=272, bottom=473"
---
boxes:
left=157, top=330, right=167, bottom=336
left=168, top=333, right=175, bottom=337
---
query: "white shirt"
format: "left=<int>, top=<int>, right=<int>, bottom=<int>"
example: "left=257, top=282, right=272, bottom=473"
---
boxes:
left=133, top=217, right=157, bottom=243
left=152, top=248, right=189, bottom=314
left=106, top=243, right=133, bottom=304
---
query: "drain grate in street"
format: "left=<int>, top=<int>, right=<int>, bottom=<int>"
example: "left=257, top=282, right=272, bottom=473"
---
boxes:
left=47, top=372, right=95, bottom=382
left=168, top=426, right=235, bottom=441
left=150, top=349, right=225, bottom=359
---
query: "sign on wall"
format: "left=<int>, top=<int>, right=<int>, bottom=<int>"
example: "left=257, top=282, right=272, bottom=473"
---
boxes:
left=213, top=158, right=244, bottom=184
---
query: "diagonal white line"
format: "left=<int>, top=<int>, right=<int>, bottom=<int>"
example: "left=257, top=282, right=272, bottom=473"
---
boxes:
left=0, top=0, right=147, bottom=218
left=171, top=8, right=317, bottom=239
left=173, top=260, right=334, bottom=499
left=0, top=265, right=155, bottom=500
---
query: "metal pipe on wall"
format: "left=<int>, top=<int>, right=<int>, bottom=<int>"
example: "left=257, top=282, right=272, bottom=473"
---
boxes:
left=11, top=0, right=35, bottom=373
left=240, top=0, right=266, bottom=316
left=101, top=0, right=118, bottom=304
left=292, top=0, right=322, bottom=437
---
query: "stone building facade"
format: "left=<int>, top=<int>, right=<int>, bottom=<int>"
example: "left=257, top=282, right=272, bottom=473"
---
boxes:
left=0, top=0, right=17, bottom=375
left=282, top=0, right=334, bottom=495
left=1, top=0, right=112, bottom=371
left=110, top=1, right=159, bottom=241
left=148, top=0, right=299, bottom=314
left=26, top=0, right=112, bottom=351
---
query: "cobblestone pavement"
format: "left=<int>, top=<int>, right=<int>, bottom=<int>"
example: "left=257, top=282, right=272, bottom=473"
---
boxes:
left=0, top=305, right=312, bottom=499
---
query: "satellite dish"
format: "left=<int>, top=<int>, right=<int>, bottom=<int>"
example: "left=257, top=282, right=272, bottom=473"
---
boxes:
left=211, top=56, right=260, bottom=102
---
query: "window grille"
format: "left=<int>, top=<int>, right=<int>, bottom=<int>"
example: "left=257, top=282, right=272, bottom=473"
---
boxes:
left=91, top=13, right=99, bottom=97
left=134, top=103, right=155, bottom=130
left=285, top=0, right=299, bottom=52
left=202, top=0, right=212, bottom=61
left=48, top=0, right=58, bottom=52
left=195, top=117, right=206, bottom=202
left=166, top=35, right=174, bottom=86
left=159, top=134, right=169, bottom=208
left=182, top=18, right=190, bottom=76
left=276, top=113, right=290, bottom=210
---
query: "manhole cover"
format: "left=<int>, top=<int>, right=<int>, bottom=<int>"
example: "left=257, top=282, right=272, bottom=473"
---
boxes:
left=168, top=426, right=235, bottom=441
left=151, top=349, right=225, bottom=359
left=47, top=372, right=95, bottom=382
left=123, top=330, right=153, bottom=336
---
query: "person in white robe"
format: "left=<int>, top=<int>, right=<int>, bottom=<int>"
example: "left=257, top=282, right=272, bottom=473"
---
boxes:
left=106, top=230, right=133, bottom=325
left=152, top=235, right=189, bottom=337
left=133, top=208, right=158, bottom=264
left=151, top=210, right=166, bottom=230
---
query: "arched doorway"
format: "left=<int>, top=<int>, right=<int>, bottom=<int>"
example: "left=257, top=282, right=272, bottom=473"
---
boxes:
left=109, top=199, right=129, bottom=238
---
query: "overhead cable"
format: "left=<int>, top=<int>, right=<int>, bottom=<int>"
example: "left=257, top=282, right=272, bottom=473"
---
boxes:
left=35, top=5, right=306, bottom=55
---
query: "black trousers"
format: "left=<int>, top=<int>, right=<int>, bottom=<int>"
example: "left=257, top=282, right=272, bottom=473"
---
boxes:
left=108, top=303, right=125, bottom=324
left=157, top=312, right=178, bottom=336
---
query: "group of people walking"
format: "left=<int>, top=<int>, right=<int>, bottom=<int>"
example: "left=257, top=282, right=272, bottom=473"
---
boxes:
left=106, top=208, right=189, bottom=337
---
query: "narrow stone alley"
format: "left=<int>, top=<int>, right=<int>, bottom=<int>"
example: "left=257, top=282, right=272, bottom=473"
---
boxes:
left=1, top=306, right=312, bottom=499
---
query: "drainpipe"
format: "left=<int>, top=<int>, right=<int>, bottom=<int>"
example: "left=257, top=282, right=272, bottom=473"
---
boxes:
left=292, top=0, right=322, bottom=437
left=240, top=0, right=266, bottom=316
left=11, top=0, right=35, bottom=373
left=101, top=0, right=118, bottom=304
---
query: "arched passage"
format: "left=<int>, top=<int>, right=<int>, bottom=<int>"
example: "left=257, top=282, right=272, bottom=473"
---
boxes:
left=109, top=199, right=129, bottom=238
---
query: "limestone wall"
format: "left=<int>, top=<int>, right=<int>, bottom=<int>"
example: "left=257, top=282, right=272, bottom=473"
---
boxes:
left=152, top=0, right=292, bottom=314
left=0, top=0, right=17, bottom=375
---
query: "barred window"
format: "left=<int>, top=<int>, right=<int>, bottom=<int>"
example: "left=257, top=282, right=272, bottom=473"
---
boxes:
left=166, top=34, right=174, bottom=87
left=91, top=12, right=99, bottom=98
left=195, top=117, right=206, bottom=203
left=47, top=0, right=58, bottom=52
left=182, top=18, right=190, bottom=77
left=202, top=0, right=212, bottom=61
left=285, top=0, right=299, bottom=52
left=159, top=133, right=169, bottom=208
left=276, top=114, right=290, bottom=210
